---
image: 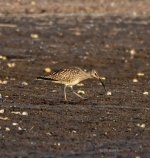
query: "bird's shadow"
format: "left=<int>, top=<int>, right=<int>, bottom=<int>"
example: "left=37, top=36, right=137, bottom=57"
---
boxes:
left=60, top=98, right=88, bottom=105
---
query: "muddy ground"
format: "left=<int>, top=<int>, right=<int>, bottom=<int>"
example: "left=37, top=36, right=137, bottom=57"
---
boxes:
left=0, top=1, right=150, bottom=158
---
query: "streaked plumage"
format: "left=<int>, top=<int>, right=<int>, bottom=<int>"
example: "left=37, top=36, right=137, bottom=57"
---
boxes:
left=37, top=67, right=106, bottom=101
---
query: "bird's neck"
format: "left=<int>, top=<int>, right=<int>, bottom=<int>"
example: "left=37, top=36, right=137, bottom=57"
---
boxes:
left=81, top=71, right=92, bottom=81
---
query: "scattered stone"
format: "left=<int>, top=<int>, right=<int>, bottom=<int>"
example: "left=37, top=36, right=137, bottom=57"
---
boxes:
left=74, top=31, right=81, bottom=36
left=130, top=49, right=136, bottom=59
left=0, top=116, right=9, bottom=120
left=0, top=109, right=4, bottom=114
left=52, top=90, right=57, bottom=92
left=12, top=123, right=18, bottom=126
left=18, top=127, right=22, bottom=130
left=72, top=130, right=77, bottom=133
left=0, top=55, right=7, bottom=60
left=11, top=111, right=28, bottom=116
left=133, top=78, right=138, bottom=83
left=22, top=81, right=28, bottom=86
left=11, top=111, right=22, bottom=115
left=30, top=33, right=39, bottom=39
left=0, top=80, right=8, bottom=84
left=107, top=91, right=112, bottom=96
left=100, top=77, right=106, bottom=80
left=22, top=111, right=28, bottom=116
left=137, top=72, right=144, bottom=76
left=77, top=90, right=85, bottom=95
left=54, top=142, right=61, bottom=146
left=135, top=156, right=141, bottom=158
left=7, top=62, right=16, bottom=68
left=5, top=127, right=10, bottom=131
left=143, top=91, right=149, bottom=95
left=46, top=132, right=52, bottom=136
left=44, top=67, right=51, bottom=73
left=137, top=123, right=146, bottom=128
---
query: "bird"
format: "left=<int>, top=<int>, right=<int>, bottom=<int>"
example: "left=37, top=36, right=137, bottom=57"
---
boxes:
left=37, top=67, right=106, bottom=101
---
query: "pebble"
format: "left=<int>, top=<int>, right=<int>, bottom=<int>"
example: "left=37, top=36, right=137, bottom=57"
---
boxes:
left=0, top=116, right=9, bottom=120
left=143, top=91, right=148, bottom=95
left=133, top=78, right=138, bottom=83
left=137, top=72, right=144, bottom=76
left=22, top=111, right=28, bottom=116
left=22, top=81, right=28, bottom=86
left=7, top=62, right=16, bottom=68
left=0, top=109, right=4, bottom=114
left=74, top=31, right=81, bottom=36
left=11, top=111, right=28, bottom=116
left=44, top=67, right=51, bottom=73
left=0, top=80, right=8, bottom=84
left=100, top=77, right=106, bottom=80
left=77, top=90, right=85, bottom=94
left=0, top=55, right=7, bottom=60
left=135, top=156, right=141, bottom=158
left=18, top=127, right=22, bottom=131
left=5, top=127, right=10, bottom=131
left=130, top=49, right=136, bottom=59
left=11, top=111, right=22, bottom=115
left=72, top=130, right=77, bottom=133
left=52, top=90, right=57, bottom=92
left=106, top=91, right=112, bottom=96
left=30, top=33, right=39, bottom=39
left=12, top=123, right=18, bottom=126
left=137, top=123, right=146, bottom=128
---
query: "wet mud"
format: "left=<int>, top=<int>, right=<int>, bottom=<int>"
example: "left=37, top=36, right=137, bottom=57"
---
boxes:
left=0, top=13, right=150, bottom=157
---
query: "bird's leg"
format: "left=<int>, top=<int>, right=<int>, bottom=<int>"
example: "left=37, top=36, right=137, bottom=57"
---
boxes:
left=0, top=93, right=3, bottom=102
left=71, top=86, right=86, bottom=99
left=64, top=85, right=67, bottom=101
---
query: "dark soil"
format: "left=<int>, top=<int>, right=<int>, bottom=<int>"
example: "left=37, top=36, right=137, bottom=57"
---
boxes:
left=0, top=2, right=150, bottom=158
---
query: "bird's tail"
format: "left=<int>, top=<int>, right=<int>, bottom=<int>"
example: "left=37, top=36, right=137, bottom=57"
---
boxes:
left=37, top=76, right=55, bottom=81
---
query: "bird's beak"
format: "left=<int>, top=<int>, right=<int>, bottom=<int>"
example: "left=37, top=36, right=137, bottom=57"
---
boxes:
left=98, top=77, right=107, bottom=93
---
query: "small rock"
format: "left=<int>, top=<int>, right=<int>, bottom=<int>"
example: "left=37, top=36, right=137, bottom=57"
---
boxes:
left=5, top=127, right=10, bottom=131
left=22, top=111, right=28, bottom=116
left=74, top=31, right=81, bottom=36
left=0, top=80, right=8, bottom=84
left=22, top=81, right=28, bottom=86
left=100, top=77, right=106, bottom=80
left=0, top=55, right=7, bottom=60
left=133, top=78, right=138, bottom=83
left=137, top=123, right=146, bottom=128
left=143, top=91, right=149, bottom=95
left=11, top=111, right=22, bottom=115
left=0, top=109, right=4, bottom=114
left=7, top=63, right=16, bottom=68
left=77, top=90, right=85, bottom=95
left=52, top=90, right=57, bottom=92
left=44, top=67, right=51, bottom=73
left=137, top=72, right=144, bottom=76
left=0, top=116, right=9, bottom=120
left=107, top=91, right=112, bottom=96
left=12, top=123, right=18, bottom=126
left=30, top=33, right=39, bottom=39
left=18, top=127, right=22, bottom=130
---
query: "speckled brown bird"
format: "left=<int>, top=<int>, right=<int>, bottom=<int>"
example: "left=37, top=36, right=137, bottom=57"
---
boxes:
left=37, top=67, right=106, bottom=101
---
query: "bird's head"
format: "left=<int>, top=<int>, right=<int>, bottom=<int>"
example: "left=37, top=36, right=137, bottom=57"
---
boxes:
left=90, top=69, right=100, bottom=79
left=90, top=69, right=107, bottom=93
